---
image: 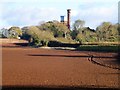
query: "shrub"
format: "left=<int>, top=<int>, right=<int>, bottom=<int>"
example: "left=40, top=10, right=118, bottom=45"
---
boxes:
left=41, top=40, right=49, bottom=46
left=22, top=26, right=56, bottom=47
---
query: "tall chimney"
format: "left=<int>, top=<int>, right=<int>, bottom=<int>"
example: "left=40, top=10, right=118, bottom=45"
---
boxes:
left=67, top=9, right=71, bottom=30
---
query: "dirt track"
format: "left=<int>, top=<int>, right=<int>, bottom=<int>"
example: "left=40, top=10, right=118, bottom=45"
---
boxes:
left=2, top=47, right=119, bottom=89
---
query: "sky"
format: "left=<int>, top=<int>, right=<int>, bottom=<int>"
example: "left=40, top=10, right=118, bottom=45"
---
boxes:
left=0, top=0, right=119, bottom=29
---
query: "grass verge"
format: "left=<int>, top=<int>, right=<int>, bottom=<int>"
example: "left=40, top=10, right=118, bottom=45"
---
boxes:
left=77, top=45, right=119, bottom=52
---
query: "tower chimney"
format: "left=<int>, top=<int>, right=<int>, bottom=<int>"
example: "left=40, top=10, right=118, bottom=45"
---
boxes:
left=67, top=9, right=71, bottom=30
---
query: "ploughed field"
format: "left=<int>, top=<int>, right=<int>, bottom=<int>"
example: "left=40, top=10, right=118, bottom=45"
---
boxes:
left=2, top=47, right=119, bottom=89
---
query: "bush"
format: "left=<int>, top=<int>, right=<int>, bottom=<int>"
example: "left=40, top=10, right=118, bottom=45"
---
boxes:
left=22, top=26, right=56, bottom=47
left=8, top=26, right=22, bottom=39
left=38, top=21, right=70, bottom=38
left=41, top=40, right=49, bottom=46
left=33, top=36, right=42, bottom=47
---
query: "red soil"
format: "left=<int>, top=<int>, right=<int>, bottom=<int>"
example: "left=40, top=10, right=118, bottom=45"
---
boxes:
left=2, top=47, right=119, bottom=88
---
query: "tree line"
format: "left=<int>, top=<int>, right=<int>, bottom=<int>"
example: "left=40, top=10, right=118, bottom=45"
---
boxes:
left=0, top=19, right=119, bottom=47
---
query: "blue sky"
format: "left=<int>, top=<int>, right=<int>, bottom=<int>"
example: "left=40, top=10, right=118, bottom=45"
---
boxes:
left=0, top=0, right=119, bottom=29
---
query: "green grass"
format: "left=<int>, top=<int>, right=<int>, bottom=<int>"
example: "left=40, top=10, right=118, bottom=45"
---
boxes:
left=81, top=42, right=120, bottom=45
left=77, top=45, right=119, bottom=52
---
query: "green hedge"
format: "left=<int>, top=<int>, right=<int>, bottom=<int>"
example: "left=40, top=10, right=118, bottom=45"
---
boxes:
left=77, top=45, right=119, bottom=52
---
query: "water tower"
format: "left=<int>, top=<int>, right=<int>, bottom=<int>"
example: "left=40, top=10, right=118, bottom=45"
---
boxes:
left=60, top=16, right=65, bottom=23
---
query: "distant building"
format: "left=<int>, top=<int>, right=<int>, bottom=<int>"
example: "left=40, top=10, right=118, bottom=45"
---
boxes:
left=60, top=9, right=71, bottom=30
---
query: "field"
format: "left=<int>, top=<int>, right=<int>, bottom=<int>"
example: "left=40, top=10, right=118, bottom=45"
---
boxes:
left=1, top=39, right=120, bottom=89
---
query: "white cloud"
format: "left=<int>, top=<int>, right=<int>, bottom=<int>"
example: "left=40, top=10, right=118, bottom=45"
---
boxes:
left=0, top=0, right=119, bottom=3
left=71, top=10, right=78, bottom=17
left=0, top=5, right=62, bottom=28
left=0, top=0, right=119, bottom=29
left=0, top=18, right=11, bottom=29
left=71, top=3, right=118, bottom=29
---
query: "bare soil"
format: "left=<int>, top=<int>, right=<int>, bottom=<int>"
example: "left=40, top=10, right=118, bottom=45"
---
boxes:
left=2, top=47, right=119, bottom=89
left=1, top=39, right=119, bottom=89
